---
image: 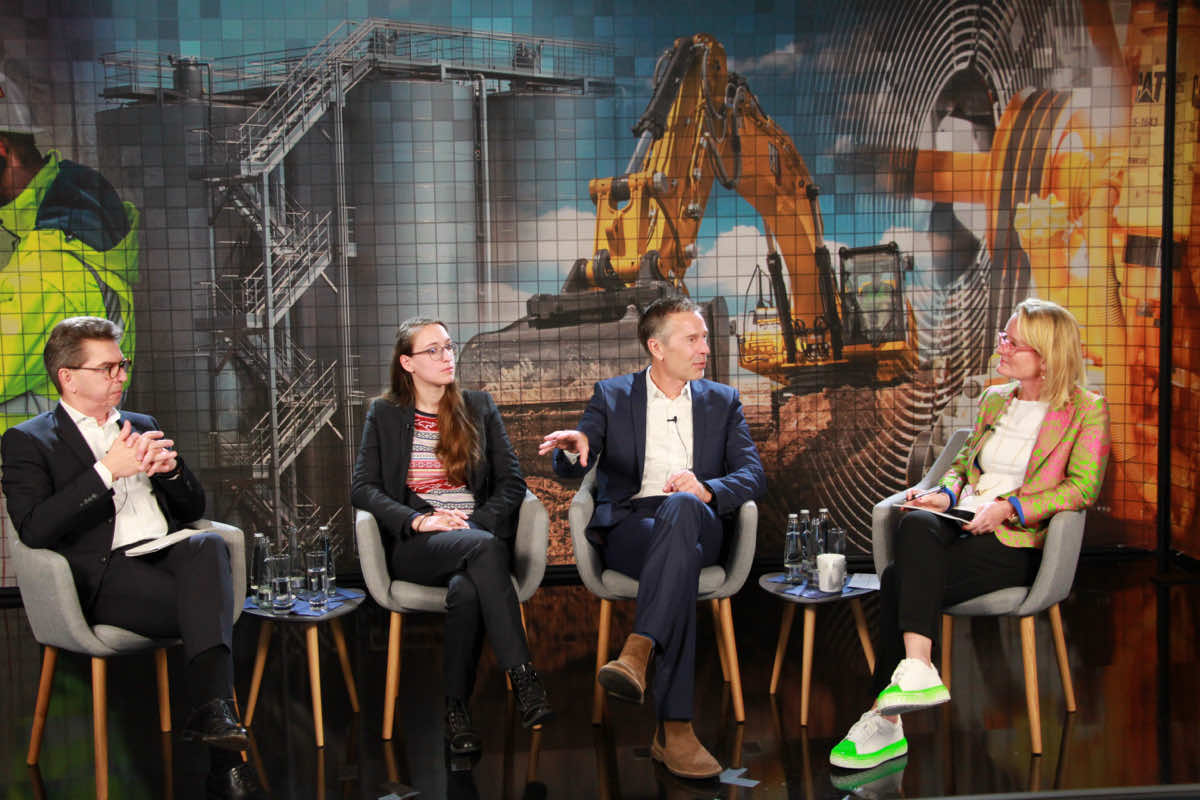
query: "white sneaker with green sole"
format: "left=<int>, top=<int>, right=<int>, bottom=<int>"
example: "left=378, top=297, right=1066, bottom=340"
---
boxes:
left=874, top=658, right=950, bottom=715
left=829, top=710, right=907, bottom=770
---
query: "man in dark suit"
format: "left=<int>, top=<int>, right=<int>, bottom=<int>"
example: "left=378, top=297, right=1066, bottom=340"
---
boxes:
left=1, top=316, right=262, bottom=799
left=540, top=297, right=766, bottom=779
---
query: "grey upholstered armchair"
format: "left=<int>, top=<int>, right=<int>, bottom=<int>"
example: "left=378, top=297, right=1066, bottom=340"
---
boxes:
left=355, top=489, right=549, bottom=740
left=569, top=467, right=758, bottom=725
left=10, top=517, right=245, bottom=800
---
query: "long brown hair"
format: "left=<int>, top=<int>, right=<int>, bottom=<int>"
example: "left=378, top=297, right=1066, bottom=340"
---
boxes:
left=384, top=318, right=480, bottom=484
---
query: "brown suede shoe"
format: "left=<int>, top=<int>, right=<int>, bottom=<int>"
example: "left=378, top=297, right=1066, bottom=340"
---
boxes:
left=597, top=633, right=653, bottom=703
left=650, top=720, right=723, bottom=779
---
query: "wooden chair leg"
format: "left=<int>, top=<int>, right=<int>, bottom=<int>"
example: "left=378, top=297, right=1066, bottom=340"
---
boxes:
left=244, top=620, right=273, bottom=727
left=92, top=657, right=109, bottom=800
left=769, top=603, right=796, bottom=695
left=1020, top=615, right=1042, bottom=755
left=1047, top=604, right=1077, bottom=712
left=800, top=606, right=816, bottom=727
left=383, top=611, right=403, bottom=740
left=592, top=598, right=612, bottom=725
left=305, top=624, right=324, bottom=748
left=941, top=615, right=954, bottom=691
left=850, top=598, right=875, bottom=674
left=155, top=648, right=171, bottom=733
left=718, top=598, right=745, bottom=723
left=329, top=618, right=360, bottom=713
left=27, top=646, right=57, bottom=766
left=710, top=599, right=730, bottom=682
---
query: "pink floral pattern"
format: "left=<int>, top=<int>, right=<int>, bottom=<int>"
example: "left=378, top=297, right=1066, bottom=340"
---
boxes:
left=939, top=383, right=1111, bottom=548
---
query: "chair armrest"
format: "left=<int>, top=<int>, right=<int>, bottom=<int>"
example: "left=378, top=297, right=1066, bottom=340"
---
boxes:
left=513, top=490, right=548, bottom=602
left=569, top=470, right=611, bottom=598
left=871, top=428, right=971, bottom=575
left=354, top=509, right=395, bottom=608
left=1016, top=509, right=1085, bottom=616
left=11, top=537, right=107, bottom=653
left=198, top=520, right=246, bottom=624
left=717, top=500, right=757, bottom=597
left=871, top=491, right=907, bottom=575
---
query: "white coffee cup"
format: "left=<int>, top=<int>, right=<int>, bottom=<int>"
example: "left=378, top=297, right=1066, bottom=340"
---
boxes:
left=817, top=553, right=847, bottom=592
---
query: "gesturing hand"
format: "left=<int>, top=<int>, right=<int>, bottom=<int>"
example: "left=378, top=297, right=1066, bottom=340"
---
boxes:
left=538, top=429, right=589, bottom=466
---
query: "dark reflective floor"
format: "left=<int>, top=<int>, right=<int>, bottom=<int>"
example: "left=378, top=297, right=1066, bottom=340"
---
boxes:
left=2, top=556, right=1198, bottom=799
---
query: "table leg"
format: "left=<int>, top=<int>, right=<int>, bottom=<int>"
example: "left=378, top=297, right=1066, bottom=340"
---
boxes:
left=800, top=606, right=816, bottom=727
left=244, top=621, right=273, bottom=727
left=769, top=604, right=797, bottom=695
left=850, top=599, right=875, bottom=674
left=329, top=618, right=360, bottom=713
left=306, top=624, right=324, bottom=748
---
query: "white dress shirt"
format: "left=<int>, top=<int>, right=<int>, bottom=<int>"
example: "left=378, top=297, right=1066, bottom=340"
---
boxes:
left=633, top=367, right=695, bottom=499
left=61, top=400, right=169, bottom=550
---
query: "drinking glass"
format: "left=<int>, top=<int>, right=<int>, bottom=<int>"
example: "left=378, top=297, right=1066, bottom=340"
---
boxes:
left=252, top=533, right=272, bottom=608
left=267, top=554, right=294, bottom=611
left=306, top=550, right=328, bottom=611
left=825, top=527, right=846, bottom=556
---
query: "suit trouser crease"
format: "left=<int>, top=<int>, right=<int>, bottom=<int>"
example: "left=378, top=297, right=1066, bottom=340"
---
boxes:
left=870, top=509, right=1042, bottom=698
left=603, top=493, right=723, bottom=720
left=87, top=532, right=235, bottom=704
left=390, top=527, right=530, bottom=698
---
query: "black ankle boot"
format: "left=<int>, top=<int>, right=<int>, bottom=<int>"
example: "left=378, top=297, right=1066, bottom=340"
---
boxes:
left=444, top=697, right=482, bottom=754
left=508, top=663, right=554, bottom=728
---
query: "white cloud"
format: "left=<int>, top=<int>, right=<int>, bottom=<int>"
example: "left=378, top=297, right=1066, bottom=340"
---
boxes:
left=729, top=42, right=799, bottom=75
left=513, top=205, right=597, bottom=267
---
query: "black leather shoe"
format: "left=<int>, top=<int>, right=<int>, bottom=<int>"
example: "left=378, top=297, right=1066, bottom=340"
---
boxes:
left=508, top=663, right=554, bottom=729
left=182, top=698, right=249, bottom=751
left=445, top=697, right=482, bottom=755
left=206, top=763, right=267, bottom=800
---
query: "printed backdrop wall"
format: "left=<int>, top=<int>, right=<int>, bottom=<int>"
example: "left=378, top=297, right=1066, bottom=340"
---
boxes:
left=1, top=0, right=1196, bottom=585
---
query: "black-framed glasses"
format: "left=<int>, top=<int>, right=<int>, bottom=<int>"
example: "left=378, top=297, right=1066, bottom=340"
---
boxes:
left=996, top=331, right=1037, bottom=355
left=410, top=343, right=457, bottom=360
left=67, top=359, right=132, bottom=379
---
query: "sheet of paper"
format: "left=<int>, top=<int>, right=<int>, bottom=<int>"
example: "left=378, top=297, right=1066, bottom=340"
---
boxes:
left=125, top=527, right=215, bottom=556
left=847, top=572, right=881, bottom=590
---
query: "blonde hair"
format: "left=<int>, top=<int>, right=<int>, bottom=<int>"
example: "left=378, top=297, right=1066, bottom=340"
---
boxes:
left=1013, top=298, right=1087, bottom=409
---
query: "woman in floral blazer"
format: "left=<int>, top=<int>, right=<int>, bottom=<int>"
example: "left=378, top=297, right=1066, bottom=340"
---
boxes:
left=830, top=298, right=1111, bottom=773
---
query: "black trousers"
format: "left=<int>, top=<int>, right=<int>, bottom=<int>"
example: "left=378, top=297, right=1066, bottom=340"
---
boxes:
left=390, top=526, right=530, bottom=699
left=89, top=532, right=235, bottom=706
left=870, top=509, right=1042, bottom=697
left=603, top=493, right=724, bottom=720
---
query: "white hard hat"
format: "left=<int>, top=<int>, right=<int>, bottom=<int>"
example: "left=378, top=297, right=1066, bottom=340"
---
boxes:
left=0, top=71, right=43, bottom=136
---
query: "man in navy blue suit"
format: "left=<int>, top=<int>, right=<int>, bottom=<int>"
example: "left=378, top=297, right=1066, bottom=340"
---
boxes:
left=541, top=297, right=766, bottom=779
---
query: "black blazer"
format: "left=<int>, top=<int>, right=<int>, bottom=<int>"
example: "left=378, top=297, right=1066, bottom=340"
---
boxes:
left=350, top=390, right=527, bottom=552
left=1, top=404, right=206, bottom=612
left=552, top=370, right=766, bottom=543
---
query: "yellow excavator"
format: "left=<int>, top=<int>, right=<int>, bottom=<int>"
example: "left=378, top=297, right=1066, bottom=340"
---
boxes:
left=459, top=33, right=916, bottom=406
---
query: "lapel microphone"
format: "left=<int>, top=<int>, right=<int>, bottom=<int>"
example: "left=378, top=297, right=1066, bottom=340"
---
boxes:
left=667, top=416, right=678, bottom=424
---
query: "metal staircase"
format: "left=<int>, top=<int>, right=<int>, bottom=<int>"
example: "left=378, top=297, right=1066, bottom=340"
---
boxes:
left=99, top=21, right=615, bottom=541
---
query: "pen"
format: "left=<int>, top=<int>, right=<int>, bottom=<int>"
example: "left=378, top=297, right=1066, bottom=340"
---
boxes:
left=909, top=487, right=943, bottom=500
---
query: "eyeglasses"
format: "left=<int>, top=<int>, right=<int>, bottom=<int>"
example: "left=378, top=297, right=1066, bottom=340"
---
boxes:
left=410, top=342, right=457, bottom=360
left=996, top=331, right=1037, bottom=355
left=67, top=359, right=132, bottom=379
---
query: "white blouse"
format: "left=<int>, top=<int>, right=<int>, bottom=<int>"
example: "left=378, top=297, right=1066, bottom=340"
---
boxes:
left=955, top=398, right=1049, bottom=512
